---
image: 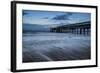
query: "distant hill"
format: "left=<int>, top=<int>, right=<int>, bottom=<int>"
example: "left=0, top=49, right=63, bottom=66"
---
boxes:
left=23, top=24, right=50, bottom=33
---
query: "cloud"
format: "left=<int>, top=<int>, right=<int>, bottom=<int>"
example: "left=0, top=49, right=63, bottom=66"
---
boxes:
left=42, top=17, right=49, bottom=19
left=52, top=12, right=73, bottom=20
left=23, top=11, right=29, bottom=16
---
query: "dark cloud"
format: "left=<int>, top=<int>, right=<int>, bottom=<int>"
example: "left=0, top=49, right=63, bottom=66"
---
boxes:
left=52, top=12, right=73, bottom=20
left=23, top=11, right=29, bottom=15
left=42, top=17, right=49, bottom=19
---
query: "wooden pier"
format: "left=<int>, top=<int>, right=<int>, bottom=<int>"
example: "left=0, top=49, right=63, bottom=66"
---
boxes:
left=50, top=21, right=91, bottom=35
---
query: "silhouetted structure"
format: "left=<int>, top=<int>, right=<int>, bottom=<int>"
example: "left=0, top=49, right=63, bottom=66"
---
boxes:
left=50, top=21, right=91, bottom=35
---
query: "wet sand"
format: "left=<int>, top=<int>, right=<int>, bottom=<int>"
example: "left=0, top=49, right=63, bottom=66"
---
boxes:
left=22, top=32, right=91, bottom=63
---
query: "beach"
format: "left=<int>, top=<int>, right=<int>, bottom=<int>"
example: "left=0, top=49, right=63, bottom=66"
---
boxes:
left=22, top=32, right=91, bottom=63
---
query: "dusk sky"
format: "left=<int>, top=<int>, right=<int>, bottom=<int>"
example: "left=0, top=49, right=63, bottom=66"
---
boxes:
left=22, top=10, right=91, bottom=27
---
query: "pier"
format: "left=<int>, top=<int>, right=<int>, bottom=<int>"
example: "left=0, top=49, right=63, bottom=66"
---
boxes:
left=50, top=21, right=91, bottom=35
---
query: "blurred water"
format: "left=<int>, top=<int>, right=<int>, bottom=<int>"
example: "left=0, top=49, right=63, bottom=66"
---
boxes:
left=22, top=32, right=91, bottom=63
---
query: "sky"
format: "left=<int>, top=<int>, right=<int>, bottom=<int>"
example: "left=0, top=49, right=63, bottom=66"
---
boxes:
left=22, top=10, right=91, bottom=28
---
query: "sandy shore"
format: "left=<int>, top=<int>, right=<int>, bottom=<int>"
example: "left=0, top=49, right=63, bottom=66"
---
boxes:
left=22, top=32, right=91, bottom=63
